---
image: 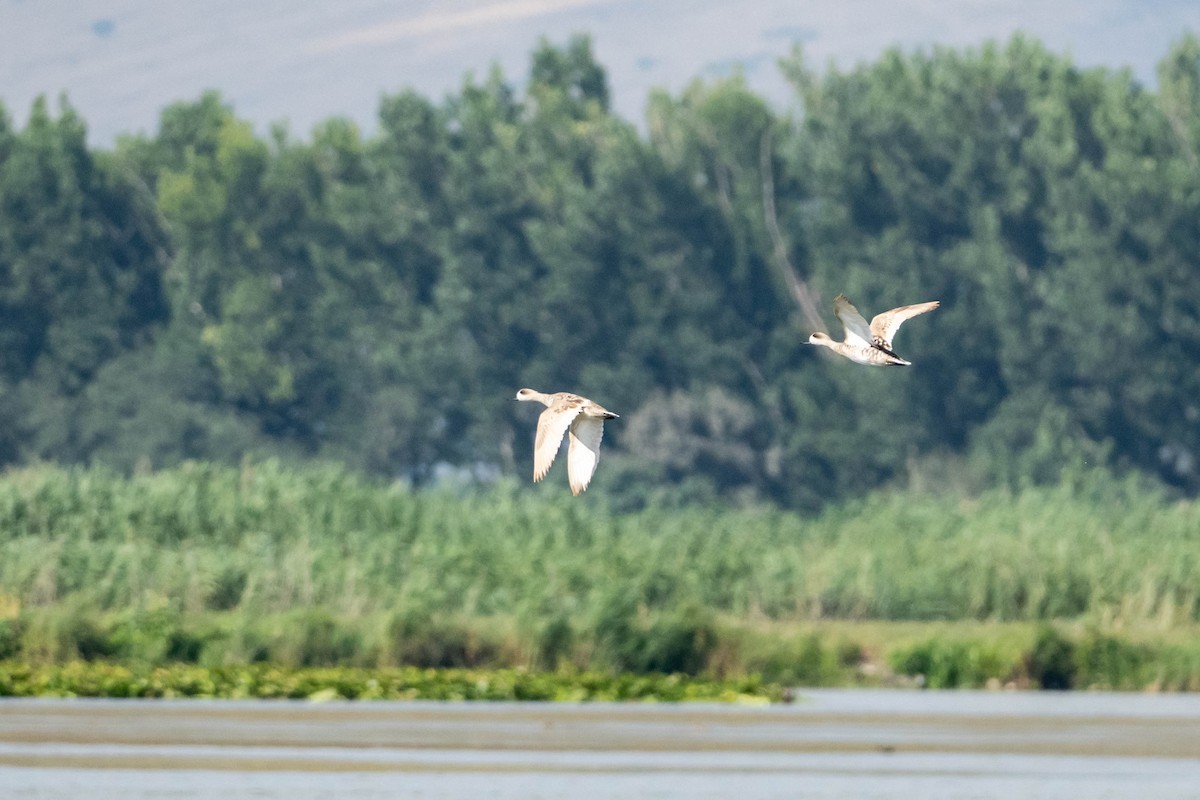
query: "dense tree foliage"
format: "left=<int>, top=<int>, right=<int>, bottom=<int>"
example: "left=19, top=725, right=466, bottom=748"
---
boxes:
left=1, top=33, right=1198, bottom=509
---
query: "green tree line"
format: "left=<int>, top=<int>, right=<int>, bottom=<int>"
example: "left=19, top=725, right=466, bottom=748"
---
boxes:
left=2, top=33, right=1199, bottom=509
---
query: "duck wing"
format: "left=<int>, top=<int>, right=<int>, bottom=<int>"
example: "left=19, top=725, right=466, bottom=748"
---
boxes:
left=833, top=294, right=875, bottom=349
left=870, top=301, right=940, bottom=351
left=533, top=398, right=585, bottom=482
left=566, top=415, right=607, bottom=495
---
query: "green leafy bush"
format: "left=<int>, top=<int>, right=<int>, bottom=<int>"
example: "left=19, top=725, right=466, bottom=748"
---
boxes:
left=889, top=637, right=1013, bottom=688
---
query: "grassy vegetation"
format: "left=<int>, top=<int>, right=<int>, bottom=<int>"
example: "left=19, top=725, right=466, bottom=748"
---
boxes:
left=1, top=461, right=1199, bottom=696
left=0, top=662, right=779, bottom=702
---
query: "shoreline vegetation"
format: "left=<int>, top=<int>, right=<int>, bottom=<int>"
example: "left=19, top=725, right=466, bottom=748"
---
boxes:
left=2, top=462, right=1199, bottom=699
left=3, top=618, right=1200, bottom=700
left=0, top=662, right=779, bottom=702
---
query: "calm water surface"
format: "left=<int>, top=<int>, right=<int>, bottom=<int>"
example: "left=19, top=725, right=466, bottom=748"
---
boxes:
left=2, top=689, right=1199, bottom=799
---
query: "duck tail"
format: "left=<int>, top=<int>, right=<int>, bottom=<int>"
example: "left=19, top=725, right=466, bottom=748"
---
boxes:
left=872, top=342, right=904, bottom=360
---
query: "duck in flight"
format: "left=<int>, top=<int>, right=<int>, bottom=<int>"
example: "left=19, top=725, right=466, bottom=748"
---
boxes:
left=514, top=388, right=619, bottom=495
left=807, top=294, right=939, bottom=366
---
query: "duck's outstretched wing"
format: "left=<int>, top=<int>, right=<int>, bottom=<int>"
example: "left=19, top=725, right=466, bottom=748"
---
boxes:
left=833, top=294, right=875, bottom=349
left=533, top=400, right=584, bottom=482
left=870, top=301, right=940, bottom=350
left=566, top=416, right=606, bottom=495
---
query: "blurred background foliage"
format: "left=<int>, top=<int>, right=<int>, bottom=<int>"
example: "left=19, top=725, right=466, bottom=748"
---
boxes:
left=2, top=33, right=1199, bottom=509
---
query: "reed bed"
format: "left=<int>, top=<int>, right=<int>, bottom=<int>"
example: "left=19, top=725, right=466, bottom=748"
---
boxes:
left=1, top=461, right=1198, bottom=691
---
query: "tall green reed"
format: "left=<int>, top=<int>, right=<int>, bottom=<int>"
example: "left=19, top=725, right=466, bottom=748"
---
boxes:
left=1, top=462, right=1197, bottom=642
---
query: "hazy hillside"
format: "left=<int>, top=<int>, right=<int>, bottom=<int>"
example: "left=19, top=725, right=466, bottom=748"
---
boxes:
left=1, top=0, right=1195, bottom=143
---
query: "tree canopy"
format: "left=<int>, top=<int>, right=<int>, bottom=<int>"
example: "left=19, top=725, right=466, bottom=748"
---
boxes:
left=1, top=33, right=1198, bottom=509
